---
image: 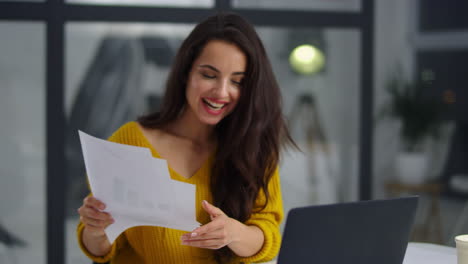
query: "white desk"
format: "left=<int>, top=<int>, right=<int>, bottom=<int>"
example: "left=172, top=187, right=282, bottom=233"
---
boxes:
left=403, top=242, right=457, bottom=264
left=264, top=242, right=457, bottom=264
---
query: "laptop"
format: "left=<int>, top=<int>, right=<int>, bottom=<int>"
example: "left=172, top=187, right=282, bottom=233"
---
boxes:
left=277, top=196, right=418, bottom=264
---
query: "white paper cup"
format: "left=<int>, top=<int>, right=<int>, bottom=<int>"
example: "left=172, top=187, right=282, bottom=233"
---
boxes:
left=455, top=235, right=468, bottom=264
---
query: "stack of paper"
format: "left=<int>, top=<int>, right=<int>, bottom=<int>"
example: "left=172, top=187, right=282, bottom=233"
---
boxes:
left=79, top=131, right=200, bottom=243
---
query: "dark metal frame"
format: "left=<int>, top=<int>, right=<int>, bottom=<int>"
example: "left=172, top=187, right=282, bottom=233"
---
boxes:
left=0, top=0, right=374, bottom=263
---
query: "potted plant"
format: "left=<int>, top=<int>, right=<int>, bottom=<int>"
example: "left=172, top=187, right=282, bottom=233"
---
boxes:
left=380, top=72, right=446, bottom=184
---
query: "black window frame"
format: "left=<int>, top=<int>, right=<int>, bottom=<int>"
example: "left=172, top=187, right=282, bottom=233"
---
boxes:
left=0, top=1, right=375, bottom=263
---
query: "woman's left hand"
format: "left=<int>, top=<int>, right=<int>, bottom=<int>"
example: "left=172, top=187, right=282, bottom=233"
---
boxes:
left=181, top=200, right=243, bottom=249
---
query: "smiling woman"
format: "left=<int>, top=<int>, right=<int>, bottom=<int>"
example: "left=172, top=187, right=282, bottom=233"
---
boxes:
left=185, top=40, right=245, bottom=124
left=76, top=12, right=294, bottom=264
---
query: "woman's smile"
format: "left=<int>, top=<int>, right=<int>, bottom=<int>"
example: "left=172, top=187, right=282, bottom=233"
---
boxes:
left=185, top=40, right=246, bottom=125
left=201, top=97, right=229, bottom=115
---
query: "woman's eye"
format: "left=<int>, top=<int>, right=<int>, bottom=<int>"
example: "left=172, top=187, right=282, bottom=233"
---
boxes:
left=232, top=80, right=242, bottom=86
left=202, top=73, right=216, bottom=79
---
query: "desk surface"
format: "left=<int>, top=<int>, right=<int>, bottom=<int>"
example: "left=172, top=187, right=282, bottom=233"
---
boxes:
left=264, top=242, right=457, bottom=264
left=403, top=242, right=456, bottom=264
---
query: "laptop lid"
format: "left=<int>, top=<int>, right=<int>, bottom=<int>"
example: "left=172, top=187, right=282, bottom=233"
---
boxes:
left=277, top=196, right=418, bottom=264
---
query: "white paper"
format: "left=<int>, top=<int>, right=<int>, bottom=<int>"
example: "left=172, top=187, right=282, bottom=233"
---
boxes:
left=78, top=130, right=200, bottom=243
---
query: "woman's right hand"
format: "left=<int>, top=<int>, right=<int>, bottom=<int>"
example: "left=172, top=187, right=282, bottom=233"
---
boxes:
left=78, top=196, right=114, bottom=237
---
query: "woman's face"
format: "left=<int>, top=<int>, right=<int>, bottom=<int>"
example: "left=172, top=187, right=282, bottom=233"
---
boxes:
left=185, top=40, right=246, bottom=126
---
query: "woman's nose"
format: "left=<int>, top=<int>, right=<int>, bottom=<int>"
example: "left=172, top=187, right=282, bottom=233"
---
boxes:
left=213, top=79, right=229, bottom=97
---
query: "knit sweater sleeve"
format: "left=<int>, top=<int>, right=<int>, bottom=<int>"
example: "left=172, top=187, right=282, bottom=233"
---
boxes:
left=239, top=167, right=284, bottom=263
left=76, top=122, right=137, bottom=263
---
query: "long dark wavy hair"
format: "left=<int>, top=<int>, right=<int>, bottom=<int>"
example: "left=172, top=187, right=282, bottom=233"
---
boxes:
left=138, top=12, right=294, bottom=262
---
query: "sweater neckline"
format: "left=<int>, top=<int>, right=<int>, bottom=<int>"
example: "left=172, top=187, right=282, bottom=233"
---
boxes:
left=132, top=121, right=211, bottom=183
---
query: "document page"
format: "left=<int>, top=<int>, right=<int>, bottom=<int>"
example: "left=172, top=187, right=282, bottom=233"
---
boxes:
left=78, top=131, right=200, bottom=243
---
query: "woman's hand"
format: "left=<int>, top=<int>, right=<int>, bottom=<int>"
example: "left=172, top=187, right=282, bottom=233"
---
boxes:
left=181, top=200, right=243, bottom=250
left=78, top=196, right=114, bottom=237
left=78, top=196, right=114, bottom=257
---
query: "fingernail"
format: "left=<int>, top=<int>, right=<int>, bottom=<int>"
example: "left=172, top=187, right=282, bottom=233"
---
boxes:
left=191, top=232, right=197, bottom=237
left=202, top=200, right=207, bottom=205
left=100, top=204, right=105, bottom=210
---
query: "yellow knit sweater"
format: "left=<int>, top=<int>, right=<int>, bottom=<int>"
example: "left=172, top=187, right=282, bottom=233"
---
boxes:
left=77, top=121, right=284, bottom=264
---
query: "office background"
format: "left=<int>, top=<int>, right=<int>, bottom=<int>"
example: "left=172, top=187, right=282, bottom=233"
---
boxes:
left=0, top=0, right=467, bottom=263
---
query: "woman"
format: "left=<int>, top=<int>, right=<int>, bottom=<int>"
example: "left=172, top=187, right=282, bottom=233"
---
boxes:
left=77, top=12, right=294, bottom=264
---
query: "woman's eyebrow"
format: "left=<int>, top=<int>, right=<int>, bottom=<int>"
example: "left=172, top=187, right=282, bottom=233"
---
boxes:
left=198, top=64, right=245, bottom=75
left=198, top=64, right=219, bottom=72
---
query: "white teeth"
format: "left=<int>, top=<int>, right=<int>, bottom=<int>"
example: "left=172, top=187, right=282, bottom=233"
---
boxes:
left=203, top=99, right=225, bottom=109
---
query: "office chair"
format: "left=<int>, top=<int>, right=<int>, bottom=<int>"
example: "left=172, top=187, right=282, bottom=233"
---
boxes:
left=66, top=36, right=146, bottom=217
left=65, top=36, right=175, bottom=264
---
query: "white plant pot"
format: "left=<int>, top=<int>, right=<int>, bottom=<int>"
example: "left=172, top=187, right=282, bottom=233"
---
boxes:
left=396, top=152, right=429, bottom=185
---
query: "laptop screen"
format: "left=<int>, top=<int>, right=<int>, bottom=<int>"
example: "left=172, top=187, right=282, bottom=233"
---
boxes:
left=277, top=196, right=418, bottom=264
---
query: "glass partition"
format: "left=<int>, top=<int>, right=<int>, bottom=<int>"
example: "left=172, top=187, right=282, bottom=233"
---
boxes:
left=255, top=27, right=361, bottom=220
left=373, top=48, right=468, bottom=245
left=66, top=0, right=213, bottom=8
left=0, top=22, right=45, bottom=264
left=64, top=22, right=361, bottom=262
left=65, top=22, right=195, bottom=263
left=0, top=0, right=44, bottom=2
left=233, top=0, right=361, bottom=12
